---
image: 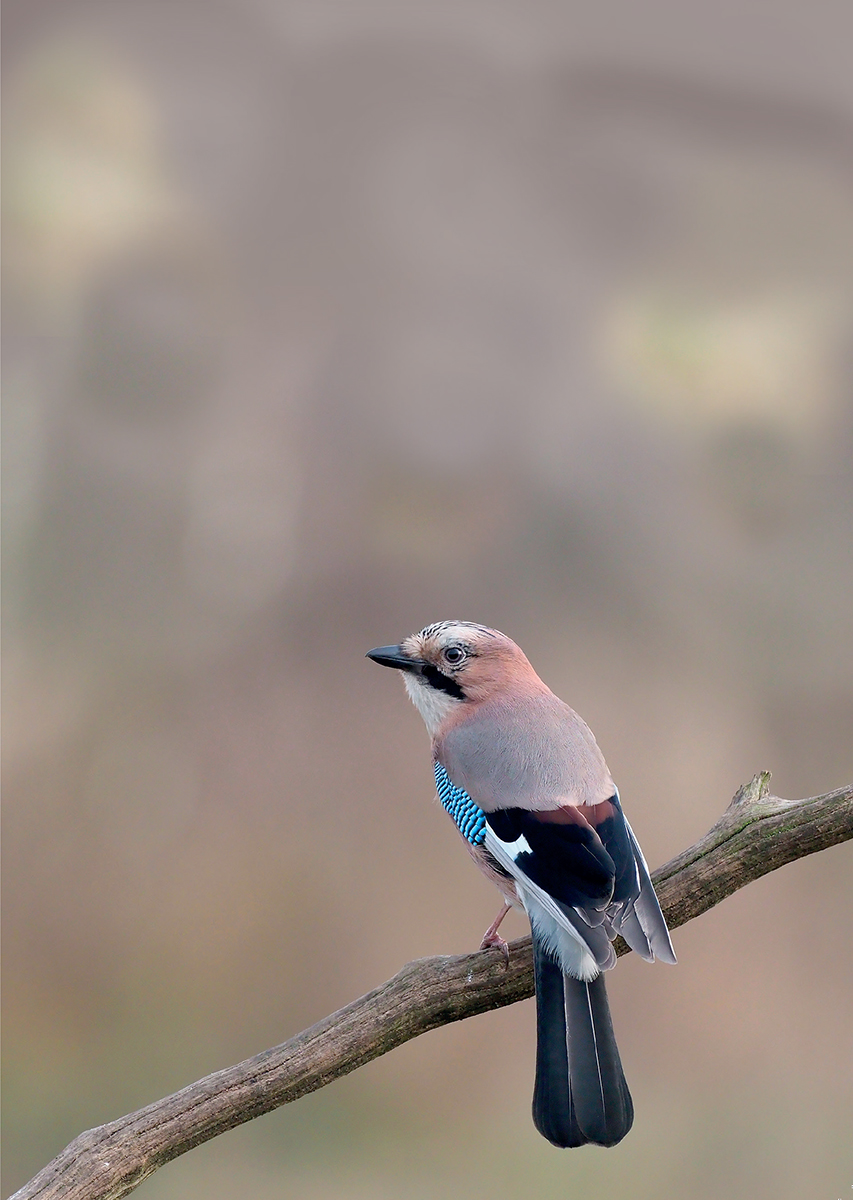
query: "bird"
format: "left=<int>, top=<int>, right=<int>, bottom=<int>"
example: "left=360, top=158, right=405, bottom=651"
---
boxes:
left=367, top=620, right=675, bottom=1148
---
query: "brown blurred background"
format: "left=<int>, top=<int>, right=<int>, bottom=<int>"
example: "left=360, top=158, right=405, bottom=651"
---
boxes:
left=3, top=2, right=853, bottom=1197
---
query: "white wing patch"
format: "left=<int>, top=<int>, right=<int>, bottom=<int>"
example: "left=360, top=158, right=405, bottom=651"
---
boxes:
left=498, top=832, right=533, bottom=859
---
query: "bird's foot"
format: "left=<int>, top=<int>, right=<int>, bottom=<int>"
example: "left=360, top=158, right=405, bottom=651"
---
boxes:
left=479, top=928, right=511, bottom=967
left=479, top=902, right=512, bottom=968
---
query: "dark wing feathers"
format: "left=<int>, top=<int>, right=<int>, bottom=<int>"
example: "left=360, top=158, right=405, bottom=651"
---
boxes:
left=554, top=903, right=617, bottom=970
left=622, top=818, right=677, bottom=964
left=586, top=797, right=638, bottom=904
left=485, top=793, right=675, bottom=966
left=485, top=806, right=616, bottom=909
left=611, top=904, right=654, bottom=962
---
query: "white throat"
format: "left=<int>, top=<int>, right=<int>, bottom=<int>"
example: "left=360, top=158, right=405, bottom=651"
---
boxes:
left=403, top=673, right=461, bottom=737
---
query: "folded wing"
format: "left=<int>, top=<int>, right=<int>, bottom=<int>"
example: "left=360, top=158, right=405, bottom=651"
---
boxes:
left=483, top=792, right=675, bottom=977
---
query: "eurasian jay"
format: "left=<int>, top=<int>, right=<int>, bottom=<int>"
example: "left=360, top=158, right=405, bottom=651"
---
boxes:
left=368, top=621, right=675, bottom=1148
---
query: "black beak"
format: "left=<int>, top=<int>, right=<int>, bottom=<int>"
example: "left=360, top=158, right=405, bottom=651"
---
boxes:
left=366, top=645, right=425, bottom=673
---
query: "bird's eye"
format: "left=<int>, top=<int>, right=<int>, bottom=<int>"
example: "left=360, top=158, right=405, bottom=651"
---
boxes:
left=444, top=646, right=464, bottom=665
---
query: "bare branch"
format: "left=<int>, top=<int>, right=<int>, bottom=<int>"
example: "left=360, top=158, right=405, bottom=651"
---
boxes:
left=12, top=775, right=853, bottom=1200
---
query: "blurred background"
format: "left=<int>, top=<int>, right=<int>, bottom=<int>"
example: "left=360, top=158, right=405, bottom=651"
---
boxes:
left=3, top=1, right=853, bottom=1197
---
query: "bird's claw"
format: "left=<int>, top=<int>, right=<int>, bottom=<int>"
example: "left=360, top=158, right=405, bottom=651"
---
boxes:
left=480, top=930, right=511, bottom=969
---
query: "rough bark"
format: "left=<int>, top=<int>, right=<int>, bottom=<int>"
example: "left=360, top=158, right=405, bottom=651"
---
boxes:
left=11, top=774, right=853, bottom=1200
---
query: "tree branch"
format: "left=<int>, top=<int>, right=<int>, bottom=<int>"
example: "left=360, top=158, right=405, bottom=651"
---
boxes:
left=12, top=775, right=853, bottom=1200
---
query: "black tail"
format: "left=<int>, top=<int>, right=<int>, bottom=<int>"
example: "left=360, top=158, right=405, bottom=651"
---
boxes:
left=532, top=935, right=634, bottom=1148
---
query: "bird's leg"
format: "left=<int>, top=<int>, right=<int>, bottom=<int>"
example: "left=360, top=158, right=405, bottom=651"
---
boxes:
left=480, top=902, right=512, bottom=966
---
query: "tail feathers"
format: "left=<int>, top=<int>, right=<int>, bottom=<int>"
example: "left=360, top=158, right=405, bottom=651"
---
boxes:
left=532, top=936, right=633, bottom=1148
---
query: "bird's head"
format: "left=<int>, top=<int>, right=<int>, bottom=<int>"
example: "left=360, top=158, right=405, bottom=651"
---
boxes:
left=367, top=621, right=536, bottom=733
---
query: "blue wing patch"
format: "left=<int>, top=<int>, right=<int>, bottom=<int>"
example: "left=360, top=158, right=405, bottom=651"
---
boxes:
left=434, top=761, right=487, bottom=845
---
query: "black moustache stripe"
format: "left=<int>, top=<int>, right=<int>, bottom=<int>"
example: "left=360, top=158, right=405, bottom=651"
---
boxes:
left=422, top=664, right=466, bottom=700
